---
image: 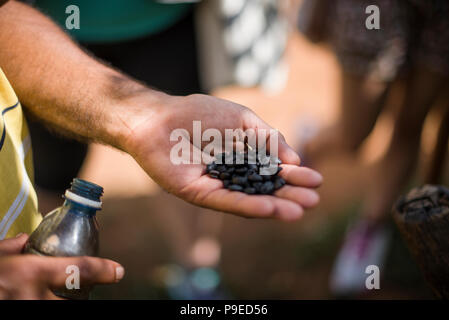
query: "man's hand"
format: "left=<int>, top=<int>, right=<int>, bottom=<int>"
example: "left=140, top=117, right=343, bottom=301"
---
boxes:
left=0, top=234, right=125, bottom=299
left=123, top=94, right=322, bottom=221
left=0, top=2, right=321, bottom=221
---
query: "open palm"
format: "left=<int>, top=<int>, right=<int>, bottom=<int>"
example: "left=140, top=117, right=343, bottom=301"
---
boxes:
left=126, top=94, right=322, bottom=221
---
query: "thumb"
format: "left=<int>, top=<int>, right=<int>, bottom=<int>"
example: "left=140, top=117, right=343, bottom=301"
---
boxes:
left=40, top=256, right=125, bottom=288
left=0, top=233, right=29, bottom=256
left=276, top=132, right=301, bottom=166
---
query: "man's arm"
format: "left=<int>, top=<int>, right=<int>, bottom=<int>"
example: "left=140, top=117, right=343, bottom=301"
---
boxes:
left=0, top=0, right=157, bottom=150
left=0, top=1, right=322, bottom=220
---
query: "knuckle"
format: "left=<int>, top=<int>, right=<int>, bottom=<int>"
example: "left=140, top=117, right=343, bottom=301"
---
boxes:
left=189, top=93, right=205, bottom=99
left=239, top=105, right=252, bottom=115
left=77, top=257, right=115, bottom=283
left=279, top=132, right=286, bottom=141
left=103, top=261, right=116, bottom=280
left=185, top=93, right=202, bottom=104
left=77, top=258, right=94, bottom=279
left=16, top=261, right=39, bottom=281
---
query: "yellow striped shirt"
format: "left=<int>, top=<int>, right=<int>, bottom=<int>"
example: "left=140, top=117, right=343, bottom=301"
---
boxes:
left=0, top=68, right=41, bottom=239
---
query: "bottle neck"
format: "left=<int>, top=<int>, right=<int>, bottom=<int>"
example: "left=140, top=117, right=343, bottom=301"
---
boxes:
left=63, top=199, right=99, bottom=216
left=63, top=178, right=103, bottom=216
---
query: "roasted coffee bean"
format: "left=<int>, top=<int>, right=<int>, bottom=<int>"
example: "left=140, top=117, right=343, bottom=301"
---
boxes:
left=262, top=174, right=272, bottom=181
left=248, top=164, right=258, bottom=171
left=252, top=182, right=263, bottom=190
left=209, top=170, right=220, bottom=178
left=232, top=176, right=247, bottom=185
left=226, top=167, right=235, bottom=174
left=274, top=177, right=286, bottom=190
left=219, top=172, right=231, bottom=180
left=248, top=173, right=263, bottom=182
left=260, top=181, right=275, bottom=194
left=207, top=151, right=286, bottom=195
left=229, top=184, right=243, bottom=192
left=244, top=187, right=256, bottom=194
left=235, top=167, right=248, bottom=174
left=216, top=165, right=227, bottom=173
left=246, top=169, right=256, bottom=176
left=206, top=163, right=216, bottom=173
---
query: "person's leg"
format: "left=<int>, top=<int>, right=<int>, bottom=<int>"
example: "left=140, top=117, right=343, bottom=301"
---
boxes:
left=362, top=65, right=447, bottom=222
left=425, top=92, right=449, bottom=184
left=330, top=0, right=449, bottom=295
left=330, top=65, right=447, bottom=296
left=340, top=73, right=391, bottom=152
left=305, top=71, right=390, bottom=160
left=304, top=0, right=408, bottom=162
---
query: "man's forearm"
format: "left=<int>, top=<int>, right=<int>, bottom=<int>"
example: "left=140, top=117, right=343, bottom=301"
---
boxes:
left=0, top=1, right=164, bottom=150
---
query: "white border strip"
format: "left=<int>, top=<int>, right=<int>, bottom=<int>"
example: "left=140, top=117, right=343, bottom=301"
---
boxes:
left=65, top=190, right=102, bottom=209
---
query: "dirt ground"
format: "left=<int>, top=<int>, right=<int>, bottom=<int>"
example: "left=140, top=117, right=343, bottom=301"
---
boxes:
left=77, top=32, right=447, bottom=299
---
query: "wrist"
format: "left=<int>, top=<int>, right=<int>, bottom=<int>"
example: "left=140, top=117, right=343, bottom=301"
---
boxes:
left=105, top=85, right=172, bottom=154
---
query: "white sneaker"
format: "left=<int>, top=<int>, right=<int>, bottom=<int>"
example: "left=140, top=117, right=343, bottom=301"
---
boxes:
left=330, top=219, right=390, bottom=296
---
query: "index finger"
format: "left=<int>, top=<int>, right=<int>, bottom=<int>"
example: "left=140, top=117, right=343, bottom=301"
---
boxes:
left=278, top=165, right=323, bottom=188
left=182, top=175, right=304, bottom=221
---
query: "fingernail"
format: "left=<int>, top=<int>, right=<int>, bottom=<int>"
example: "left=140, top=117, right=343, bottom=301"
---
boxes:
left=313, top=171, right=323, bottom=184
left=287, top=149, right=301, bottom=165
left=305, top=191, right=320, bottom=208
left=282, top=206, right=303, bottom=222
left=15, top=232, right=24, bottom=238
left=115, top=266, right=125, bottom=282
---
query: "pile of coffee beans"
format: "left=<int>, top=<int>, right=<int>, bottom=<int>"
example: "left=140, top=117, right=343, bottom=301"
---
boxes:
left=206, top=152, right=286, bottom=195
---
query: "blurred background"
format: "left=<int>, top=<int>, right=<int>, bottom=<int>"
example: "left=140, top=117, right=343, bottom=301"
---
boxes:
left=28, top=0, right=448, bottom=299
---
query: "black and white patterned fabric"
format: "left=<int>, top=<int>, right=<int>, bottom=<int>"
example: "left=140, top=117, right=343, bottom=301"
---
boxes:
left=218, top=0, right=288, bottom=90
